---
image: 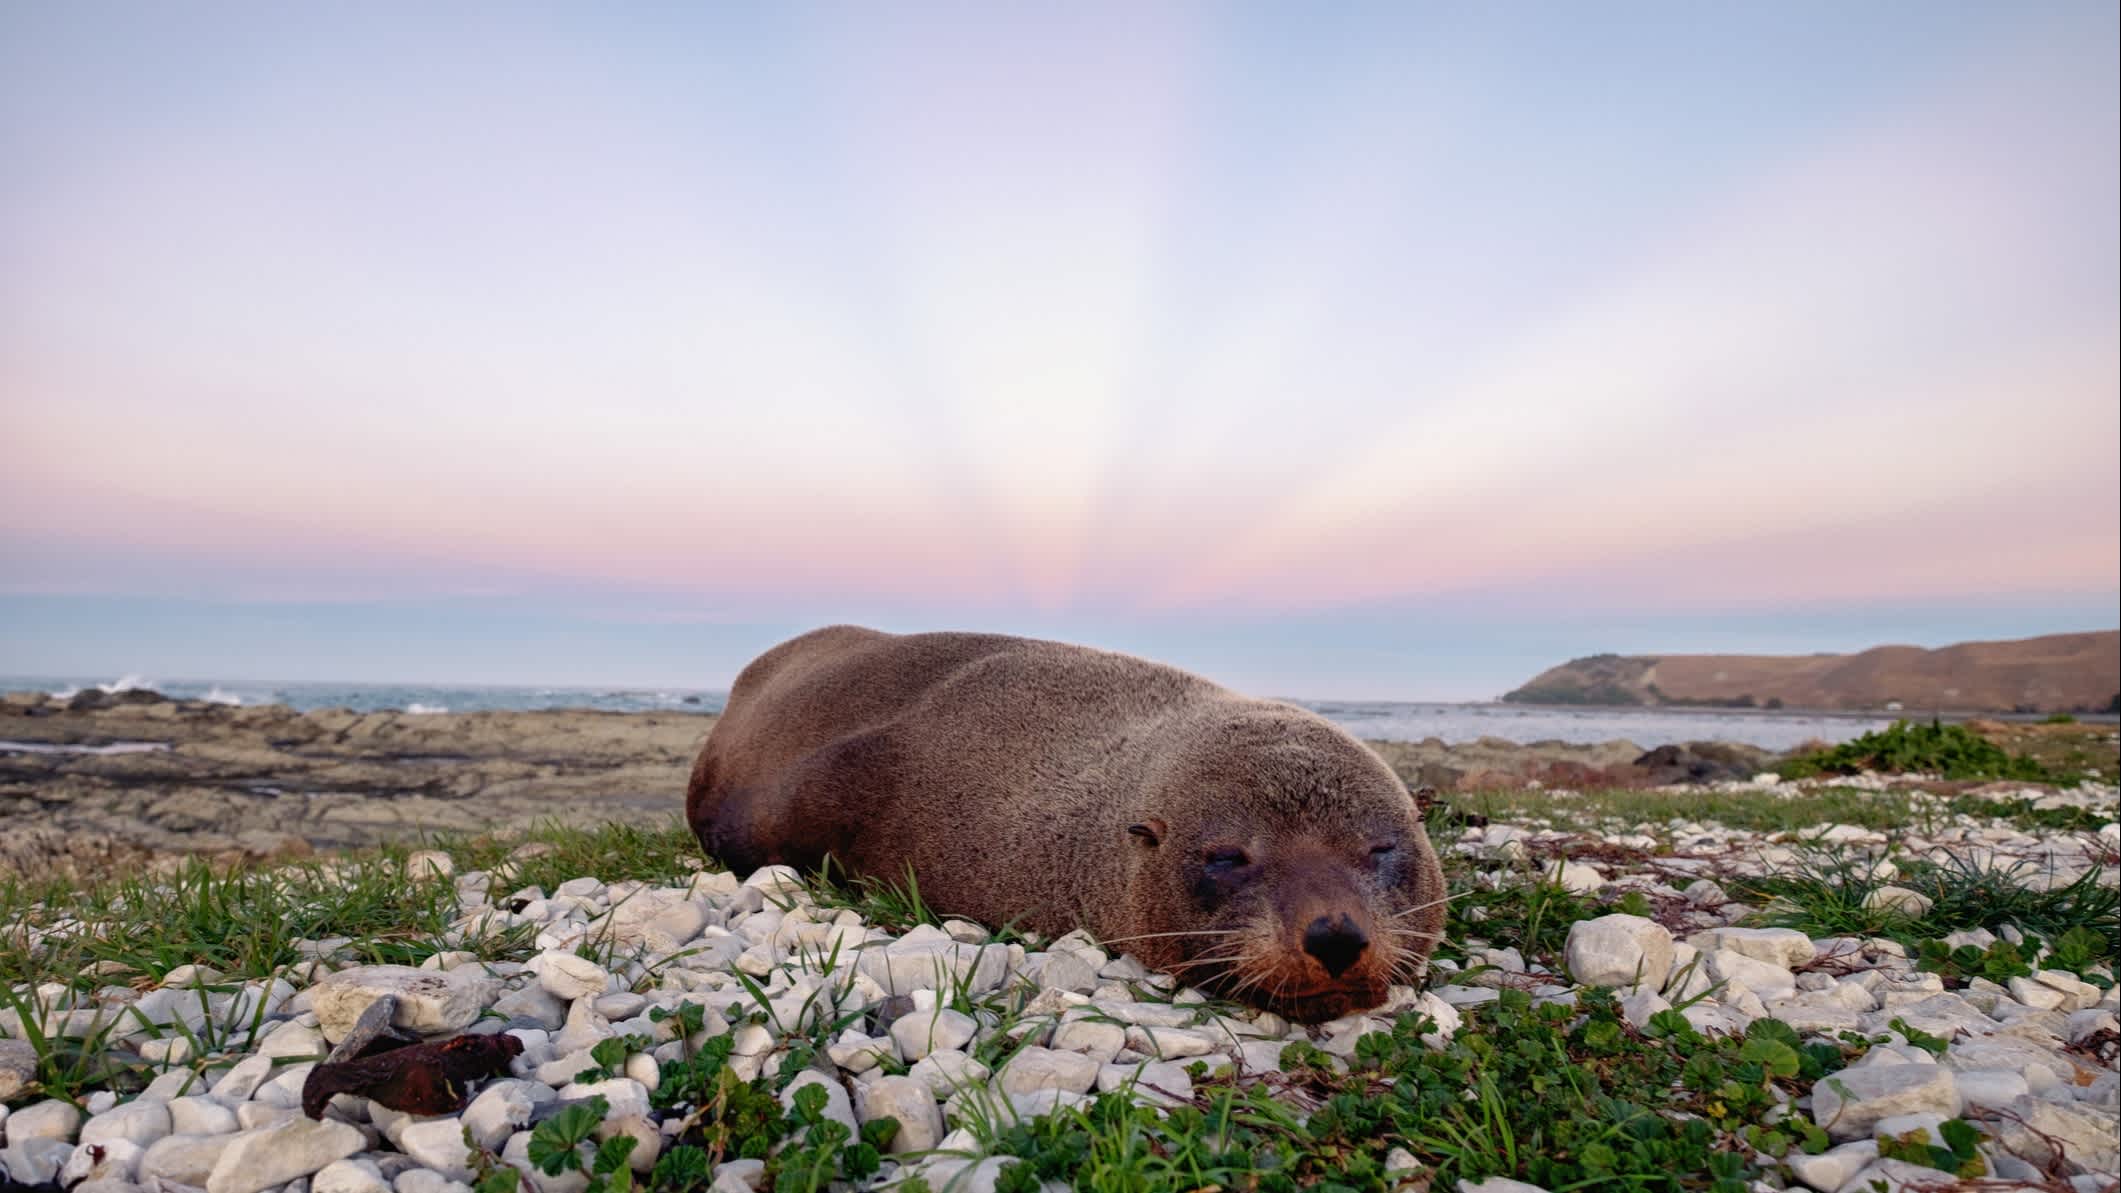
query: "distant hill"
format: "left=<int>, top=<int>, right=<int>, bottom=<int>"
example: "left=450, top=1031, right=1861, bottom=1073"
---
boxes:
left=1501, top=630, right=2121, bottom=714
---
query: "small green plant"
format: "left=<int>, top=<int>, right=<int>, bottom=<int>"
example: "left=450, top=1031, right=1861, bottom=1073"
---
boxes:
left=525, top=1095, right=639, bottom=1191
left=1877, top=1118, right=1986, bottom=1178
left=647, top=1145, right=714, bottom=1191
left=572, top=1034, right=650, bottom=1083
left=774, top=1083, right=895, bottom=1193
left=1887, top=1017, right=1951, bottom=1057
left=1915, top=938, right=2033, bottom=986
left=650, top=1034, right=785, bottom=1163
left=2043, top=713, right=2077, bottom=725
left=2047, top=925, right=2116, bottom=987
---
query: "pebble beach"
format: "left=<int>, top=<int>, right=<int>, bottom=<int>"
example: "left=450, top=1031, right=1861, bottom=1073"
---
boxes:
left=3, top=764, right=2115, bottom=1193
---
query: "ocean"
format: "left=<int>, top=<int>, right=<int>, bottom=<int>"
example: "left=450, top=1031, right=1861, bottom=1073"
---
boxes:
left=4, top=674, right=1913, bottom=751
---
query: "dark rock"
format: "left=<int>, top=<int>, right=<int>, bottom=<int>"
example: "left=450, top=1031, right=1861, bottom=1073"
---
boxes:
left=1411, top=762, right=1465, bottom=792
left=870, top=995, right=918, bottom=1032
left=66, top=687, right=168, bottom=711
left=1424, top=799, right=1488, bottom=830
left=1631, top=741, right=1772, bottom=786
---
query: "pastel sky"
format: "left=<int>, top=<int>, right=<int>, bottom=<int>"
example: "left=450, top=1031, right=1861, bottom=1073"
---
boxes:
left=3, top=3, right=2116, bottom=699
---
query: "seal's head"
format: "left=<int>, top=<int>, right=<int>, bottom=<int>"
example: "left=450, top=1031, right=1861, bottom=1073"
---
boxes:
left=1119, top=706, right=1448, bottom=1023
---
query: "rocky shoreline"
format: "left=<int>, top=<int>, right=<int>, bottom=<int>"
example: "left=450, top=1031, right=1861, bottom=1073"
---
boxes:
left=0, top=692, right=711, bottom=877
left=0, top=691, right=1782, bottom=878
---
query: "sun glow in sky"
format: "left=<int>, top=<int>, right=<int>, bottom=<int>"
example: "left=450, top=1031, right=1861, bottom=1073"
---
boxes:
left=3, top=3, right=2116, bottom=698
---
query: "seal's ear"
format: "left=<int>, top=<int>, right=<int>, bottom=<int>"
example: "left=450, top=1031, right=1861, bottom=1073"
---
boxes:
left=1126, top=818, right=1167, bottom=847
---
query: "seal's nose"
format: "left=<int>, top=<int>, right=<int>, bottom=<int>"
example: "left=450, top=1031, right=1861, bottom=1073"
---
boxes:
left=1302, top=914, right=1368, bottom=978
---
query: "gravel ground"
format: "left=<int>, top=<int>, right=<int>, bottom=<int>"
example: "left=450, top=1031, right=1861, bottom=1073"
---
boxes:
left=2, top=772, right=2116, bottom=1193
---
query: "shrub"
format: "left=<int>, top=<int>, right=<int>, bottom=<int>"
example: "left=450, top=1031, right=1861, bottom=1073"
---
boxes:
left=1780, top=720, right=2052, bottom=782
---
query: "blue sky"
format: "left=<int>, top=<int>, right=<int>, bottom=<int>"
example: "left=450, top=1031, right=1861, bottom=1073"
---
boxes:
left=3, top=3, right=2115, bottom=699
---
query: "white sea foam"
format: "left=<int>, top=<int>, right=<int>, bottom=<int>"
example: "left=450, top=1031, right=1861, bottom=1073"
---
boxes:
left=405, top=702, right=448, bottom=715
left=0, top=740, right=170, bottom=756
left=47, top=674, right=157, bottom=700
left=201, top=686, right=244, bottom=706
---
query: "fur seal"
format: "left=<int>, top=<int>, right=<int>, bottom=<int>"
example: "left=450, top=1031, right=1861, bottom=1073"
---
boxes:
left=685, top=626, right=1448, bottom=1022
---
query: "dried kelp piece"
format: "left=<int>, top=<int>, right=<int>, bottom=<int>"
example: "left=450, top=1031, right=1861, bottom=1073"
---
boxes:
left=301, top=1031, right=523, bottom=1119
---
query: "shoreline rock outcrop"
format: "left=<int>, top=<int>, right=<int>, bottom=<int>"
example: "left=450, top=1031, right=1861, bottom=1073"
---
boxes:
left=1, top=691, right=712, bottom=876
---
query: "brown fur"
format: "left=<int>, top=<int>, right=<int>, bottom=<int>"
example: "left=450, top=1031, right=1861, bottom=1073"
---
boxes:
left=685, top=626, right=1449, bottom=1022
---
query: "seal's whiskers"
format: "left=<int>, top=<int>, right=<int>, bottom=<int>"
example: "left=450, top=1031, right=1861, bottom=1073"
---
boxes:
left=1095, top=928, right=1240, bottom=946
left=1389, top=889, right=1471, bottom=918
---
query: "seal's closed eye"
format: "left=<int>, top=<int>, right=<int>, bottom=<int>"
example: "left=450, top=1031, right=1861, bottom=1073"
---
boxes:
left=1127, top=819, right=1166, bottom=846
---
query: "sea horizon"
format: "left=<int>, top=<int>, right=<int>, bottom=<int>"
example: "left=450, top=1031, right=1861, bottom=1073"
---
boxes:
left=6, top=671, right=2064, bottom=753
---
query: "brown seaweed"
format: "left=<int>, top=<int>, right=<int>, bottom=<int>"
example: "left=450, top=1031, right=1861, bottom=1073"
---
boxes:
left=301, top=1030, right=522, bottom=1119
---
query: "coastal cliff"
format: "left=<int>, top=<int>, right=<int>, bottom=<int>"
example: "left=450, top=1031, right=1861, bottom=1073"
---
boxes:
left=1502, top=630, right=2121, bottom=713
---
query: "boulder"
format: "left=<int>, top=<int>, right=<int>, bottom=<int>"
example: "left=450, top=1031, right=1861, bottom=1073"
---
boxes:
left=1631, top=742, right=1771, bottom=785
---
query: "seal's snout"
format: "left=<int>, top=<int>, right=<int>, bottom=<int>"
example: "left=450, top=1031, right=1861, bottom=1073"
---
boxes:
left=1302, top=913, right=1368, bottom=978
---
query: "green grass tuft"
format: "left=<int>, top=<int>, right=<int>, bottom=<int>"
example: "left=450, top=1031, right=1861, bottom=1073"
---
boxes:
left=452, top=817, right=703, bottom=893
left=1728, top=850, right=2118, bottom=981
